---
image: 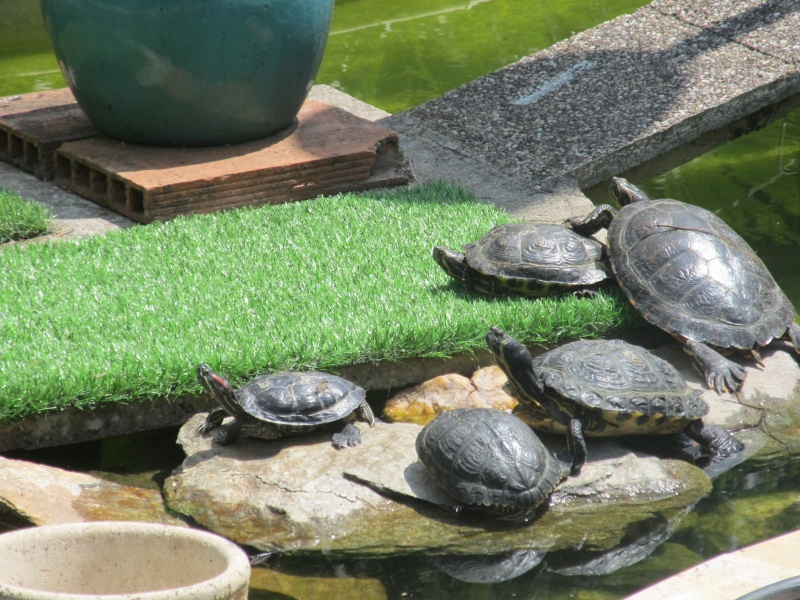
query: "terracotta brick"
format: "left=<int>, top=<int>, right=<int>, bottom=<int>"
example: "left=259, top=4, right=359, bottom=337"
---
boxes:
left=0, top=89, right=98, bottom=180
left=52, top=99, right=407, bottom=222
left=0, top=89, right=408, bottom=220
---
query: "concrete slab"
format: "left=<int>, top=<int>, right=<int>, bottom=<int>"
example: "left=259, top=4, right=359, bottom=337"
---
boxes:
left=624, top=530, right=800, bottom=599
left=652, top=0, right=800, bottom=66
left=384, top=3, right=800, bottom=194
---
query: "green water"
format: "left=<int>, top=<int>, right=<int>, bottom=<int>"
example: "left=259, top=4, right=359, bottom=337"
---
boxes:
left=3, top=0, right=800, bottom=598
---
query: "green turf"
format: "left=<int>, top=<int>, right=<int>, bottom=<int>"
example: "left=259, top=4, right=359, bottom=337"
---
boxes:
left=0, top=181, right=640, bottom=422
left=0, top=187, right=52, bottom=243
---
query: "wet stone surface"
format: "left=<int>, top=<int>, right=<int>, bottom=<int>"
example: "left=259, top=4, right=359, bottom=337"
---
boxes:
left=0, top=456, right=184, bottom=527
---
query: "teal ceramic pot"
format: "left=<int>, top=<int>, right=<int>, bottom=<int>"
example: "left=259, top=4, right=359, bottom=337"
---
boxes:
left=40, top=0, right=333, bottom=146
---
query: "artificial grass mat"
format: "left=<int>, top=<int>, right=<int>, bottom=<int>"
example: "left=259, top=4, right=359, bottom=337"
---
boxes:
left=0, top=181, right=641, bottom=422
left=0, top=187, right=52, bottom=243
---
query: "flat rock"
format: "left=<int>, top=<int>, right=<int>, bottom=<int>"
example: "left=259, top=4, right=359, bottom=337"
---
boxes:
left=164, top=341, right=800, bottom=559
left=0, top=456, right=185, bottom=527
left=165, top=412, right=711, bottom=558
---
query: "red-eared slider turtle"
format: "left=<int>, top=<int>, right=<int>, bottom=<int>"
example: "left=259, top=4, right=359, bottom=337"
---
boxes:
left=196, top=365, right=375, bottom=448
left=486, top=327, right=743, bottom=474
left=568, top=177, right=800, bottom=394
left=415, top=407, right=571, bottom=522
left=433, top=223, right=611, bottom=297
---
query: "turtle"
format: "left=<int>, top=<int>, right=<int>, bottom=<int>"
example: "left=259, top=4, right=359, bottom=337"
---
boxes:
left=567, top=176, right=800, bottom=394
left=415, top=407, right=572, bottom=522
left=432, top=222, right=612, bottom=298
left=485, top=327, right=743, bottom=474
left=196, top=364, right=375, bottom=448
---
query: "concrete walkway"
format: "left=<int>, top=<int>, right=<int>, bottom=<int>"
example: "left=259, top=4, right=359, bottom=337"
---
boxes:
left=384, top=0, right=800, bottom=217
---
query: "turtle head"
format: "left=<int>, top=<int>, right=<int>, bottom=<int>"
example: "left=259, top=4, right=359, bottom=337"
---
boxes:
left=610, top=177, right=650, bottom=206
left=197, top=364, right=240, bottom=414
left=486, top=327, right=533, bottom=377
left=432, top=246, right=467, bottom=282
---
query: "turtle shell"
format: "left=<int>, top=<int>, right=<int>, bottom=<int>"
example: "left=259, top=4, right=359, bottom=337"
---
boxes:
left=608, top=198, right=795, bottom=350
left=528, top=339, right=707, bottom=436
left=236, top=372, right=365, bottom=426
left=415, top=408, right=567, bottom=511
left=464, top=223, right=610, bottom=291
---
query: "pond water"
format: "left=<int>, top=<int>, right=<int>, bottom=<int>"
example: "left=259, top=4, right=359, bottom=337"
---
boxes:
left=3, top=0, right=800, bottom=598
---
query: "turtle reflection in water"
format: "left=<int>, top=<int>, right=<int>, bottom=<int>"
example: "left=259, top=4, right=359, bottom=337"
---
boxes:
left=429, top=548, right=545, bottom=583
left=486, top=327, right=743, bottom=474
left=568, top=177, right=800, bottom=394
left=415, top=408, right=571, bottom=522
left=196, top=364, right=375, bottom=448
left=433, top=222, right=612, bottom=297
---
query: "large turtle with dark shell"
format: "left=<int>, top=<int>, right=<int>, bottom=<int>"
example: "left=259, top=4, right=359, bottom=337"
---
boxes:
left=567, top=177, right=800, bottom=394
left=433, top=222, right=611, bottom=297
left=415, top=407, right=572, bottom=522
left=486, top=327, right=743, bottom=474
left=196, top=364, right=375, bottom=448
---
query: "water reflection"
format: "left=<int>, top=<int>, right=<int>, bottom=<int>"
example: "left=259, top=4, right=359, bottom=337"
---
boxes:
left=429, top=548, right=546, bottom=583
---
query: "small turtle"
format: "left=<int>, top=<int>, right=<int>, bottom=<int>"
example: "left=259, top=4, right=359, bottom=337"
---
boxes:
left=415, top=407, right=571, bottom=522
left=567, top=177, right=800, bottom=394
left=433, top=222, right=611, bottom=297
left=196, top=364, right=375, bottom=448
left=486, top=327, right=743, bottom=474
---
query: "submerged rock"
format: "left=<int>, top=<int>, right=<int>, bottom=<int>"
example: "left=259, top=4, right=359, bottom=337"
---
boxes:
left=382, top=366, right=517, bottom=425
left=250, top=564, right=387, bottom=599
left=0, top=456, right=185, bottom=527
left=165, top=413, right=711, bottom=558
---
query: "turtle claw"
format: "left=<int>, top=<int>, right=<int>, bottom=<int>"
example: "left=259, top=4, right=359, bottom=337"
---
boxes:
left=331, top=422, right=362, bottom=449
left=706, top=368, right=744, bottom=395
left=685, top=340, right=746, bottom=394
left=197, top=407, right=226, bottom=436
left=748, top=348, right=765, bottom=367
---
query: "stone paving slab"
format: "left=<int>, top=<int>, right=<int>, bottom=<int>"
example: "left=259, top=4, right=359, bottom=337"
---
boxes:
left=384, top=2, right=800, bottom=194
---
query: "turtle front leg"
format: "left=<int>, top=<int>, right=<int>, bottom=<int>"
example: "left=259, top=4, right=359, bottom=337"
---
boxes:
left=565, top=205, right=617, bottom=237
left=197, top=407, right=227, bottom=435
left=214, top=419, right=244, bottom=446
left=684, top=340, right=746, bottom=394
left=331, top=422, right=362, bottom=448
left=684, top=420, right=744, bottom=465
left=565, top=418, right=587, bottom=475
